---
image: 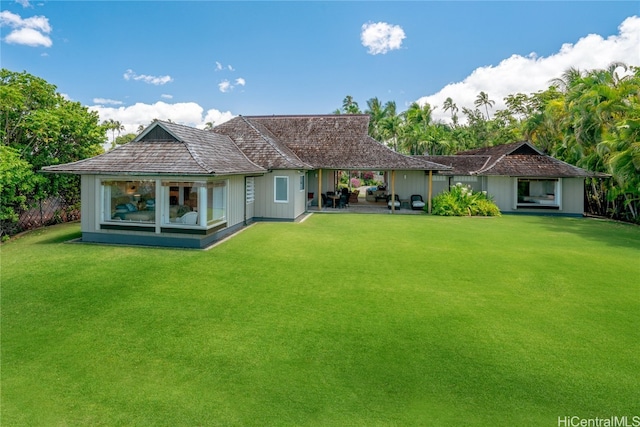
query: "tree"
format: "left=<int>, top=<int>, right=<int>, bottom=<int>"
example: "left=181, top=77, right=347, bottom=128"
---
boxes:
left=443, top=97, right=459, bottom=125
left=0, top=145, right=42, bottom=239
left=103, top=119, right=125, bottom=149
left=0, top=69, right=105, bottom=234
left=339, top=95, right=361, bottom=114
left=474, top=91, right=495, bottom=120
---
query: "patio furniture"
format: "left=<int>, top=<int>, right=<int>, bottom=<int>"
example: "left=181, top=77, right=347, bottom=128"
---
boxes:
left=410, top=194, right=426, bottom=210
left=366, top=187, right=387, bottom=202
left=349, top=189, right=359, bottom=203
left=387, top=194, right=401, bottom=210
left=339, top=193, right=349, bottom=208
left=177, top=211, right=198, bottom=225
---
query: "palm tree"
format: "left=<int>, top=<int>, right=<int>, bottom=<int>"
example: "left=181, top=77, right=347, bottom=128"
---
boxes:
left=474, top=91, right=495, bottom=120
left=103, top=119, right=124, bottom=149
left=443, top=97, right=458, bottom=125
left=341, top=95, right=361, bottom=114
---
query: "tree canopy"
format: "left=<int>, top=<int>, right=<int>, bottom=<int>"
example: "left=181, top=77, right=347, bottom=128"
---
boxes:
left=0, top=69, right=106, bottom=238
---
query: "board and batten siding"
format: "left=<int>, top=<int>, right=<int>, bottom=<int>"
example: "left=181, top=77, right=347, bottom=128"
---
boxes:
left=486, top=176, right=585, bottom=215
left=253, top=170, right=307, bottom=220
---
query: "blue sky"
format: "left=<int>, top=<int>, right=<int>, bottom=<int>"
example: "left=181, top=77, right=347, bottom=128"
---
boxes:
left=1, top=1, right=639, bottom=138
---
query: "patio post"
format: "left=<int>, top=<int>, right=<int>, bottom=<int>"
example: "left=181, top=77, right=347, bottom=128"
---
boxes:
left=391, top=170, right=396, bottom=213
left=318, top=169, right=322, bottom=211
left=428, top=170, right=433, bottom=214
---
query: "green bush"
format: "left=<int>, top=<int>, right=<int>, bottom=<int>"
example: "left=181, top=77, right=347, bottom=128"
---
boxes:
left=431, top=183, right=501, bottom=216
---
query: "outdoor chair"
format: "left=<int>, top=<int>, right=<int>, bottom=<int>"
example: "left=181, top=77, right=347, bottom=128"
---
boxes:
left=387, top=194, right=401, bottom=210
left=322, top=193, right=333, bottom=208
left=410, top=194, right=426, bottom=210
left=339, top=193, right=349, bottom=208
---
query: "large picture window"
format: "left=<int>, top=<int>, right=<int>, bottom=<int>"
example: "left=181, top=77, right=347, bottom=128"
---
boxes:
left=162, top=180, right=227, bottom=227
left=102, top=180, right=156, bottom=223
left=517, top=178, right=560, bottom=208
left=274, top=176, right=289, bottom=203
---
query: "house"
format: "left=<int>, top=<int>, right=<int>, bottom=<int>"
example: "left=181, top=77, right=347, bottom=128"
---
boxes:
left=42, top=115, right=449, bottom=248
left=422, top=141, right=606, bottom=216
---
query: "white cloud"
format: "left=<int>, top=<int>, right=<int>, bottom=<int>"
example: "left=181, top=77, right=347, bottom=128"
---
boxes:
left=161, top=94, right=173, bottom=99
left=418, top=15, right=640, bottom=124
left=215, top=61, right=234, bottom=72
left=218, top=80, right=232, bottom=93
left=16, top=0, right=32, bottom=7
left=123, top=69, right=173, bottom=85
left=93, top=98, right=123, bottom=105
left=89, top=101, right=236, bottom=148
left=361, top=21, right=405, bottom=55
left=218, top=77, right=246, bottom=93
left=0, top=10, right=52, bottom=47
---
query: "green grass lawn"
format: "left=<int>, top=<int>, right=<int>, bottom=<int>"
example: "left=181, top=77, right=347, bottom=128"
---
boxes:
left=2, top=215, right=639, bottom=426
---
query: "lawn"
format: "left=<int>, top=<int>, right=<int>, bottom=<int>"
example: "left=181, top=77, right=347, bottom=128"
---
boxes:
left=1, top=215, right=639, bottom=426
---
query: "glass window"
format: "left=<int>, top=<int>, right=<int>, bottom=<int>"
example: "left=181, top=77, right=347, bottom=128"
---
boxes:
left=161, top=181, right=201, bottom=225
left=275, top=176, right=288, bottom=203
left=161, top=180, right=227, bottom=227
left=517, top=178, right=559, bottom=207
left=299, top=175, right=305, bottom=191
left=207, top=181, right=226, bottom=225
left=102, top=180, right=156, bottom=223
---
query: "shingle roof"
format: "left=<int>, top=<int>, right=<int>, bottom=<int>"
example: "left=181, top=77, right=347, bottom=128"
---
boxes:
left=211, top=116, right=313, bottom=170
left=42, top=121, right=266, bottom=176
left=218, top=115, right=450, bottom=171
left=424, top=141, right=604, bottom=177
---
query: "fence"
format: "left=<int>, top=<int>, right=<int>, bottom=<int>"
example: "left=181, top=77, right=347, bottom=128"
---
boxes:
left=8, top=197, right=80, bottom=236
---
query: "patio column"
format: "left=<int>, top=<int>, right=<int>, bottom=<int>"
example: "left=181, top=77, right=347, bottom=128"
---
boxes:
left=318, top=169, right=322, bottom=211
left=428, top=170, right=433, bottom=214
left=391, top=170, right=396, bottom=213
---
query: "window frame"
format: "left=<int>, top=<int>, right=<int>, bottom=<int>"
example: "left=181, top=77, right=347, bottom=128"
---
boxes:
left=274, top=176, right=289, bottom=203
left=515, top=178, right=562, bottom=209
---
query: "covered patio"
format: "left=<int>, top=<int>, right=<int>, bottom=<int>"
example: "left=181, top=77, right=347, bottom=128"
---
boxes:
left=306, top=167, right=444, bottom=214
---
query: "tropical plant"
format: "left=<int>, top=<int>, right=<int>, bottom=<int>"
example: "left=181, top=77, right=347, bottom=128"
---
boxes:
left=431, top=183, right=501, bottom=216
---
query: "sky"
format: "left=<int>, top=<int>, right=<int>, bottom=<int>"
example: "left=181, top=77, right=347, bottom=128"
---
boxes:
left=1, top=0, right=639, bottom=142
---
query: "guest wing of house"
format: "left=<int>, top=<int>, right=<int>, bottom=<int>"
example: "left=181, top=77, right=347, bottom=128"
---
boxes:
left=42, top=115, right=450, bottom=248
left=422, top=141, right=606, bottom=215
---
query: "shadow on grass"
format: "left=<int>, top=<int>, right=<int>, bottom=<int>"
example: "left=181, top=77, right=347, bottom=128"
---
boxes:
left=539, top=216, right=640, bottom=250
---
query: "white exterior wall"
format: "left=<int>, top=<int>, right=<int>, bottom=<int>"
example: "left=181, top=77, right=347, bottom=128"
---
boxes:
left=486, top=176, right=515, bottom=212
left=560, top=178, right=585, bottom=214
left=81, top=174, right=97, bottom=233
left=486, top=176, right=585, bottom=215
left=254, top=170, right=306, bottom=220
left=389, top=170, right=428, bottom=201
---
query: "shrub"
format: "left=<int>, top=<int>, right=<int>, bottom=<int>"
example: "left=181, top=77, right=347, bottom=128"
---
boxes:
left=350, top=178, right=361, bottom=188
left=431, top=183, right=501, bottom=216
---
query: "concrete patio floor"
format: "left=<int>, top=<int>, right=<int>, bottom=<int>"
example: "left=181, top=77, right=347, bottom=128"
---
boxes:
left=306, top=198, right=426, bottom=215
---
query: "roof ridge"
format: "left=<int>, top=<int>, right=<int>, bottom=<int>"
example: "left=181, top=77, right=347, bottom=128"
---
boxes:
left=161, top=122, right=215, bottom=173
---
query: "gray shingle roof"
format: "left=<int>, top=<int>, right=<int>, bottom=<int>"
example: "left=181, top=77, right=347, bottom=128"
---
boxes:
left=219, top=115, right=450, bottom=171
left=42, top=121, right=266, bottom=176
left=424, top=141, right=605, bottom=177
left=211, top=116, right=313, bottom=170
